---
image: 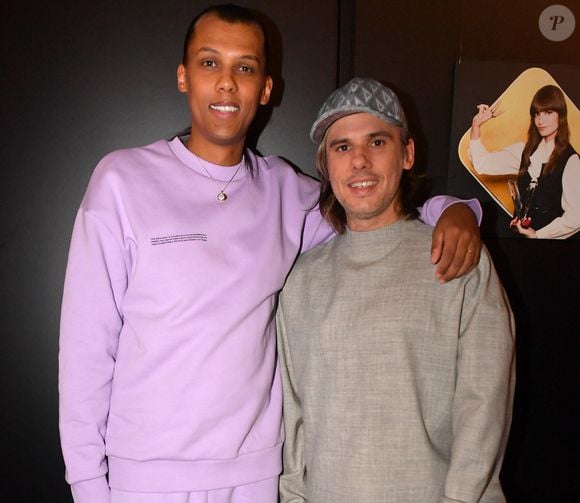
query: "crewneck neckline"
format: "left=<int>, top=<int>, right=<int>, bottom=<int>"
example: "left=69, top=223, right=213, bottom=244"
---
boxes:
left=168, top=136, right=250, bottom=182
left=341, top=219, right=413, bottom=262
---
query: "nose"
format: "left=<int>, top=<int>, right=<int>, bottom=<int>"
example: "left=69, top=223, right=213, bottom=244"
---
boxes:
left=536, top=112, right=547, bottom=125
left=351, top=146, right=369, bottom=170
left=217, top=69, right=238, bottom=93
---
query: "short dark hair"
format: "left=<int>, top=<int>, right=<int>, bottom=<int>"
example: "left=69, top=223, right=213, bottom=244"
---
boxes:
left=315, top=126, right=422, bottom=234
left=182, top=3, right=269, bottom=71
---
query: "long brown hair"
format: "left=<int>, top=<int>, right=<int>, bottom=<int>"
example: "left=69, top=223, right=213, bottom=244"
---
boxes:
left=520, top=85, right=570, bottom=177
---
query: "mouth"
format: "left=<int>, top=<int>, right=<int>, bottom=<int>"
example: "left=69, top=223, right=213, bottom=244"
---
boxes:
left=210, top=103, right=239, bottom=113
left=349, top=180, right=378, bottom=189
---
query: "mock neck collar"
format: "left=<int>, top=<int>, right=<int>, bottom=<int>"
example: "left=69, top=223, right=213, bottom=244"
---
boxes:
left=339, top=219, right=412, bottom=261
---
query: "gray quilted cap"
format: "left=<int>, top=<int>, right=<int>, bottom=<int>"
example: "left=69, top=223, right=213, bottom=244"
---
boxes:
left=310, top=77, right=407, bottom=144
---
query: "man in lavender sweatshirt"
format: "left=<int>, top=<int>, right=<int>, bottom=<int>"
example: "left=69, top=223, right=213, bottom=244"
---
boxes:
left=58, top=4, right=482, bottom=503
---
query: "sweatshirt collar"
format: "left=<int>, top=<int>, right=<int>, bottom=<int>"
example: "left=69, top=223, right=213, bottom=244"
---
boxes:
left=168, top=136, right=250, bottom=182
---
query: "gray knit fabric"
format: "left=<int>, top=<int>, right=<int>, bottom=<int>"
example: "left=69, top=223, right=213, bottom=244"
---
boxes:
left=277, top=219, right=515, bottom=503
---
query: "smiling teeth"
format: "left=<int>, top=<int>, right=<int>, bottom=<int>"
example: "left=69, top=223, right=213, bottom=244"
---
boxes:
left=350, top=181, right=377, bottom=188
left=210, top=104, right=238, bottom=112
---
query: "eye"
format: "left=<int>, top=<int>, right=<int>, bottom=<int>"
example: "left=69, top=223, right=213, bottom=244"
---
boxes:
left=335, top=144, right=350, bottom=152
left=200, top=59, right=217, bottom=68
left=370, top=139, right=385, bottom=147
left=238, top=64, right=255, bottom=73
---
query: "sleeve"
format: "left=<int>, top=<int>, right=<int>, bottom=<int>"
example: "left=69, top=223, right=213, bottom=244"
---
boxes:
left=535, top=154, right=580, bottom=239
left=468, top=139, right=523, bottom=176
left=276, top=299, right=307, bottom=503
left=442, top=247, right=516, bottom=503
left=59, top=209, right=129, bottom=503
left=419, top=195, right=483, bottom=227
left=301, top=205, right=336, bottom=253
left=71, top=478, right=111, bottom=503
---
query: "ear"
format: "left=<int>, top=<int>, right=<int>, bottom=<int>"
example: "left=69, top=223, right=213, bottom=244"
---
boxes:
left=403, top=138, right=415, bottom=171
left=260, top=75, right=274, bottom=106
left=177, top=64, right=187, bottom=93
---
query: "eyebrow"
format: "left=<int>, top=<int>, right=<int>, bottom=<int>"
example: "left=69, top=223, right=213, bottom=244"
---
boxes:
left=327, top=130, right=394, bottom=149
left=194, top=46, right=262, bottom=63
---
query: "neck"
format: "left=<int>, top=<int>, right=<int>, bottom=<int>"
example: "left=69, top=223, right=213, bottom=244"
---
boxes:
left=346, top=200, right=403, bottom=232
left=347, top=213, right=402, bottom=233
left=186, top=136, right=245, bottom=166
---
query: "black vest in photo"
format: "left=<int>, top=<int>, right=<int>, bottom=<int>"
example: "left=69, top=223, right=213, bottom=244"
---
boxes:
left=518, top=144, right=578, bottom=234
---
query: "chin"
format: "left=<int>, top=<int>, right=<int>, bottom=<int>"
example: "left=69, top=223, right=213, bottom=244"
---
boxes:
left=211, top=133, right=246, bottom=147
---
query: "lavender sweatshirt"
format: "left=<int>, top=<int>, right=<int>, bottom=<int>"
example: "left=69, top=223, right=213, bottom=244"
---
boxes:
left=59, top=137, right=479, bottom=502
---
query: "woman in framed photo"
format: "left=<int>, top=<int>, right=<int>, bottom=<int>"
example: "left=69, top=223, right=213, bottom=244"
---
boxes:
left=469, top=85, right=580, bottom=239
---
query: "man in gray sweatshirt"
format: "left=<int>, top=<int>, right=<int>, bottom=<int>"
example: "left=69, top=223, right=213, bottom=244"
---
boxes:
left=277, top=78, right=515, bottom=503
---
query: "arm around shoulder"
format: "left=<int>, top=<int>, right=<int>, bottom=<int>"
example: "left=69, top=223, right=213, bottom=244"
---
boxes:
left=419, top=195, right=482, bottom=228
left=423, top=196, right=483, bottom=282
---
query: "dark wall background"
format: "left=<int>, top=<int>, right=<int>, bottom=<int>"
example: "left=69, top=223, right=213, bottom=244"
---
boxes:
left=2, top=1, right=579, bottom=501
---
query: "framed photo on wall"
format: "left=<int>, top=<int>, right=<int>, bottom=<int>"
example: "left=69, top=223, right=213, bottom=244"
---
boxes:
left=448, top=61, right=580, bottom=239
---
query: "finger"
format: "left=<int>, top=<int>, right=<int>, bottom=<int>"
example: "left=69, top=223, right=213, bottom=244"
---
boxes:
left=434, top=234, right=461, bottom=283
left=453, top=237, right=482, bottom=278
left=476, top=104, right=488, bottom=115
left=436, top=231, right=476, bottom=283
left=475, top=105, right=493, bottom=122
left=491, top=100, right=506, bottom=118
left=514, top=221, right=535, bottom=237
left=430, top=228, right=444, bottom=265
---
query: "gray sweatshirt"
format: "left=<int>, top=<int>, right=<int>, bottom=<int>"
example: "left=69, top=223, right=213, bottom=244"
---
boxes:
left=277, top=219, right=515, bottom=503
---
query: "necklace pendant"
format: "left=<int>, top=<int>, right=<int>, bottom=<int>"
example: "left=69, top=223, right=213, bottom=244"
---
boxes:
left=217, top=191, right=227, bottom=202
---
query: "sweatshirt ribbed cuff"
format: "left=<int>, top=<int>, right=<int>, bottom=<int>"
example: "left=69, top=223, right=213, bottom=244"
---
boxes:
left=71, top=476, right=110, bottom=503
